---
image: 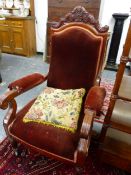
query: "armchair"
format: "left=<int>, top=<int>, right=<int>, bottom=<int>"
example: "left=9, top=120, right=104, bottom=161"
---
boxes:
left=0, top=21, right=108, bottom=167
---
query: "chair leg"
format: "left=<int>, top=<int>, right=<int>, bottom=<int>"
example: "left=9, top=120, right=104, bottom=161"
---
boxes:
left=11, top=140, right=20, bottom=156
left=11, top=139, right=17, bottom=148
left=10, top=138, right=29, bottom=157
left=75, top=166, right=84, bottom=175
left=14, top=147, right=22, bottom=156
left=9, top=138, right=21, bottom=156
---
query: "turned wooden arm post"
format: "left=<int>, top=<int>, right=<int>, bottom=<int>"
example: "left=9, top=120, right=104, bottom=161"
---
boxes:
left=80, top=109, right=95, bottom=139
left=74, top=85, right=106, bottom=165
left=75, top=109, right=95, bottom=165
left=3, top=99, right=17, bottom=138
left=0, top=89, right=18, bottom=139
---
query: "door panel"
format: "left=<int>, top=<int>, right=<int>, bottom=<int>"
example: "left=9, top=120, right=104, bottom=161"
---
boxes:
left=0, top=26, right=12, bottom=53
left=11, top=27, right=27, bottom=55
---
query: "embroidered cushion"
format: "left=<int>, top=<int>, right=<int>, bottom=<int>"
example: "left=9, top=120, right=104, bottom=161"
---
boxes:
left=23, top=87, right=85, bottom=133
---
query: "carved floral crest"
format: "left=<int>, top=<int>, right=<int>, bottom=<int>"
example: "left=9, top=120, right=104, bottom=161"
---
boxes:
left=52, top=6, right=109, bottom=33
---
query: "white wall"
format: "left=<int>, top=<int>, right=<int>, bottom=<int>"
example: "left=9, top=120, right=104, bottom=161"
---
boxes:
left=34, top=0, right=48, bottom=53
left=99, top=0, right=131, bottom=64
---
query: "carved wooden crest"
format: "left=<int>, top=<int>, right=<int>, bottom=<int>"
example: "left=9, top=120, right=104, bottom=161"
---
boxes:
left=52, top=6, right=109, bottom=33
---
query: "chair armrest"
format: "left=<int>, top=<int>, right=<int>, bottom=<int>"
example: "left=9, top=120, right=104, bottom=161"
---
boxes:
left=80, top=108, right=95, bottom=139
left=85, top=86, right=106, bottom=113
left=0, top=73, right=47, bottom=109
left=8, top=73, right=47, bottom=94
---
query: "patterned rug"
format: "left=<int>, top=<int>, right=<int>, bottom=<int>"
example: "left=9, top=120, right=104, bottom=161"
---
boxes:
left=0, top=137, right=129, bottom=175
left=0, top=79, right=129, bottom=175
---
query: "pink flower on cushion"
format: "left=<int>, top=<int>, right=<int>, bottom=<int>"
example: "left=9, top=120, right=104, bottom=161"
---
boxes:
left=53, top=99, right=68, bottom=109
left=26, top=108, right=43, bottom=120
left=70, top=121, right=77, bottom=128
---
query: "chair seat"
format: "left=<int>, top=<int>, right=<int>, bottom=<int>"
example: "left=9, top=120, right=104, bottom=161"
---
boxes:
left=9, top=100, right=81, bottom=159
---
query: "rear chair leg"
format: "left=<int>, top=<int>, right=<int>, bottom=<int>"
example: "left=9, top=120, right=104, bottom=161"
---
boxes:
left=75, top=166, right=84, bottom=175
left=9, top=138, right=21, bottom=156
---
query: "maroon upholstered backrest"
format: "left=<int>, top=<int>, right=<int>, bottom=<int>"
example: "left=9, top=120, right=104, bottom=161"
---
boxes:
left=47, top=23, right=106, bottom=91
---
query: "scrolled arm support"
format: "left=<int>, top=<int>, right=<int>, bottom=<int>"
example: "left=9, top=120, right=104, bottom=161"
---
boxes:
left=80, top=108, right=95, bottom=139
left=75, top=138, right=90, bottom=165
left=79, top=86, right=106, bottom=139
left=0, top=73, right=47, bottom=110
left=3, top=99, right=17, bottom=126
left=75, top=109, right=95, bottom=165
left=0, top=89, right=18, bottom=110
left=74, top=86, right=106, bottom=164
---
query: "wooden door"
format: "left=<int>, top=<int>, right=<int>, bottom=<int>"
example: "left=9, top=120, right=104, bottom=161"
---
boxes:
left=0, top=26, right=12, bottom=53
left=11, top=27, right=27, bottom=56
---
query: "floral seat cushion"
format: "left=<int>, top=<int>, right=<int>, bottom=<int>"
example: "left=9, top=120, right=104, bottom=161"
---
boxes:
left=23, top=87, right=86, bottom=133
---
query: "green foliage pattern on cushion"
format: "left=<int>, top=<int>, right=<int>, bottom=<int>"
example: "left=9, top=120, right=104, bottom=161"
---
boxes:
left=23, top=87, right=86, bottom=133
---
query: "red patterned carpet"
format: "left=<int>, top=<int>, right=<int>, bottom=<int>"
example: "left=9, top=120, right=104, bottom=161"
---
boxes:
left=1, top=79, right=129, bottom=175
left=0, top=137, right=129, bottom=175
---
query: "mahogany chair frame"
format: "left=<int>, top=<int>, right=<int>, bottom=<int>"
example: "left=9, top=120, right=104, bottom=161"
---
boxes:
left=0, top=11, right=109, bottom=168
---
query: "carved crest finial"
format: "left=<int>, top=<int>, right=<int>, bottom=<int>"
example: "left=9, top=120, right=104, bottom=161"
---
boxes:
left=52, top=6, right=109, bottom=33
